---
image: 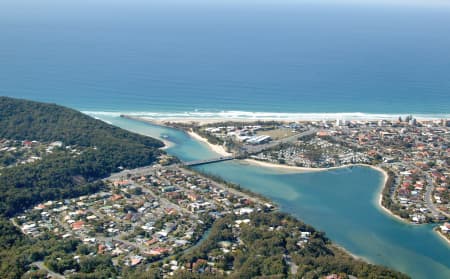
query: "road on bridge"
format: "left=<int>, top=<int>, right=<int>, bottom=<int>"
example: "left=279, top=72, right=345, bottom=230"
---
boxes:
left=183, top=156, right=234, bottom=166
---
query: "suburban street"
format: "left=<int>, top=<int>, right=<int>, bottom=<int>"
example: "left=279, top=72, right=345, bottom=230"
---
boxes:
left=425, top=174, right=450, bottom=219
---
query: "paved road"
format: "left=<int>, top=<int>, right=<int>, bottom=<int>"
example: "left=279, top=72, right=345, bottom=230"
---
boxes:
left=104, top=166, right=193, bottom=215
left=105, top=165, right=156, bottom=181
left=425, top=175, right=450, bottom=218
left=32, top=261, right=65, bottom=279
left=95, top=233, right=150, bottom=253
left=241, top=129, right=317, bottom=154
left=284, top=254, right=298, bottom=275
left=108, top=165, right=264, bottom=212
left=178, top=167, right=269, bottom=206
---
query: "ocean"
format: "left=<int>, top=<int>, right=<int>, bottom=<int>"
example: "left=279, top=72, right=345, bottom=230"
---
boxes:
left=1, top=1, right=450, bottom=277
left=1, top=1, right=449, bottom=118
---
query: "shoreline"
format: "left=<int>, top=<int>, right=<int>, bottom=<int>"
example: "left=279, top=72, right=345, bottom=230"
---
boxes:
left=112, top=114, right=450, bottom=125
left=117, top=114, right=450, bottom=274
left=183, top=120, right=412, bottom=224
left=121, top=115, right=230, bottom=155
left=434, top=227, right=450, bottom=246
left=187, top=131, right=232, bottom=157
left=333, top=243, right=366, bottom=262
left=124, top=114, right=411, bottom=224
left=370, top=165, right=411, bottom=224
left=243, top=159, right=327, bottom=172
left=160, top=139, right=174, bottom=150
left=121, top=115, right=173, bottom=128
left=244, top=159, right=411, bottom=224
left=120, top=114, right=448, bottom=127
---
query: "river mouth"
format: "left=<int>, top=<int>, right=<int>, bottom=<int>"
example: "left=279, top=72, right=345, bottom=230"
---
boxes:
left=98, top=115, right=450, bottom=279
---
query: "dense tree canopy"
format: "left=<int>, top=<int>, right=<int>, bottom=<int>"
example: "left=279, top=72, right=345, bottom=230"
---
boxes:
left=0, top=97, right=162, bottom=148
left=177, top=212, right=409, bottom=279
left=0, top=97, right=163, bottom=217
left=0, top=97, right=409, bottom=279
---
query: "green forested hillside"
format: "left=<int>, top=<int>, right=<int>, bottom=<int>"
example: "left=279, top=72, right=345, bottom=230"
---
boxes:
left=0, top=97, right=163, bottom=216
left=0, top=97, right=408, bottom=279
left=125, top=212, right=408, bottom=279
left=0, top=97, right=164, bottom=278
left=0, top=96, right=161, bottom=148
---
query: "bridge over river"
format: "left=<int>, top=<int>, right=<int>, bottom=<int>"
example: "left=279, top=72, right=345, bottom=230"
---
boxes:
left=183, top=129, right=318, bottom=166
left=183, top=156, right=234, bottom=166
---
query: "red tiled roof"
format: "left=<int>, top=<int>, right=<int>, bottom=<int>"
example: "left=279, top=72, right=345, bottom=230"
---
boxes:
left=71, top=220, right=85, bottom=230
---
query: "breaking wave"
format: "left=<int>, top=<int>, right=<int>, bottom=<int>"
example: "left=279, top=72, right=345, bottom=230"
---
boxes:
left=83, top=110, right=450, bottom=121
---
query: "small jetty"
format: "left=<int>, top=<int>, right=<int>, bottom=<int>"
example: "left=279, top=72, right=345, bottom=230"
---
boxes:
left=184, top=156, right=234, bottom=166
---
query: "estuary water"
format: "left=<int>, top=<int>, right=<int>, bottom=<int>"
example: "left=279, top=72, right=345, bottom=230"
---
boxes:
left=2, top=1, right=450, bottom=277
left=101, top=115, right=450, bottom=279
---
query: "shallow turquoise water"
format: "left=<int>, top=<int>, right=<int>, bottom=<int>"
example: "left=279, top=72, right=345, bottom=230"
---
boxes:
left=196, top=162, right=450, bottom=278
left=101, top=116, right=218, bottom=161
left=2, top=0, right=449, bottom=276
left=103, top=115, right=450, bottom=279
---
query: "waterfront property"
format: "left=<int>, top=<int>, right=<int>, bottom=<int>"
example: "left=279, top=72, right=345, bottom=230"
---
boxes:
left=14, top=164, right=275, bottom=277
left=103, top=115, right=450, bottom=279
left=180, top=118, right=450, bottom=225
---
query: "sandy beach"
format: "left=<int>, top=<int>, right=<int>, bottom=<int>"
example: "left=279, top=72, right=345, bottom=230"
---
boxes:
left=124, top=114, right=410, bottom=224
left=333, top=243, right=366, bottom=261
left=187, top=131, right=232, bottom=157
left=160, top=139, right=174, bottom=150
left=186, top=129, right=412, bottom=228
left=122, top=115, right=277, bottom=131
left=244, top=159, right=410, bottom=223
left=243, top=159, right=326, bottom=172
left=121, top=115, right=445, bottom=126
left=133, top=116, right=384, bottom=126
left=121, top=115, right=231, bottom=156
left=435, top=227, right=450, bottom=246
left=140, top=116, right=254, bottom=126
left=121, top=116, right=173, bottom=150
left=122, top=115, right=174, bottom=127
left=369, top=165, right=411, bottom=224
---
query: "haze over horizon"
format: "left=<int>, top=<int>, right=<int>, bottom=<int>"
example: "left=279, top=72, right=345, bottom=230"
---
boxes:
left=1, top=0, right=449, bottom=114
left=1, top=1, right=450, bottom=279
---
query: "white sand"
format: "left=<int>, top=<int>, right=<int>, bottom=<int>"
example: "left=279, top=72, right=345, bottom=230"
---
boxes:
left=187, top=131, right=232, bottom=157
left=143, top=117, right=252, bottom=126
left=370, top=165, right=410, bottom=224
left=160, top=139, right=174, bottom=150
left=435, top=228, right=450, bottom=246
left=243, top=159, right=326, bottom=172
left=245, top=159, right=410, bottom=223
left=127, top=115, right=411, bottom=223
